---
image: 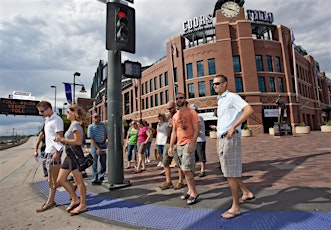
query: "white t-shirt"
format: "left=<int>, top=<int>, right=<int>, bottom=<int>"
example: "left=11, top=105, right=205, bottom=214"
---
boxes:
left=44, top=112, right=64, bottom=153
left=156, top=122, right=168, bottom=145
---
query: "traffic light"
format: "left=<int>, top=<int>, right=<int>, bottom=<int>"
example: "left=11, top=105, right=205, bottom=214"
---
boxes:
left=106, top=2, right=135, bottom=53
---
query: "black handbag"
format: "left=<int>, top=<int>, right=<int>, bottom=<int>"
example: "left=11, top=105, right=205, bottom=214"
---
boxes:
left=76, top=153, right=94, bottom=171
left=68, top=145, right=94, bottom=171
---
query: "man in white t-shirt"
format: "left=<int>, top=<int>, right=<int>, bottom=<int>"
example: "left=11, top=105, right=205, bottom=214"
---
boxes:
left=35, top=101, right=64, bottom=212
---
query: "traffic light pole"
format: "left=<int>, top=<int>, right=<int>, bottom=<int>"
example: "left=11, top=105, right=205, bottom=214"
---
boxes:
left=104, top=0, right=130, bottom=188
left=106, top=49, right=127, bottom=187
left=97, top=0, right=134, bottom=188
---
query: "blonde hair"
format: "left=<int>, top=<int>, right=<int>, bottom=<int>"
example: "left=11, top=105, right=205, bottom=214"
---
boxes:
left=68, top=104, right=88, bottom=128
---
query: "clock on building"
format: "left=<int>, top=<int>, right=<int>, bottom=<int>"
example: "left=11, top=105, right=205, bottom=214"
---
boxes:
left=221, top=1, right=240, bottom=18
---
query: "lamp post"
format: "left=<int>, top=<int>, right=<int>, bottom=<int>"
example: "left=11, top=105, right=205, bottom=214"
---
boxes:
left=73, top=72, right=81, bottom=104
left=62, top=102, right=68, bottom=116
left=50, top=85, right=57, bottom=112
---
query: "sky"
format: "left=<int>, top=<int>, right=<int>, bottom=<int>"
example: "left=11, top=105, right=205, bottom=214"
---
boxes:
left=0, top=0, right=330, bottom=136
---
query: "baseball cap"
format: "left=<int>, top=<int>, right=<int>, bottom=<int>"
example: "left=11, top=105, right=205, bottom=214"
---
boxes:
left=190, top=104, right=198, bottom=111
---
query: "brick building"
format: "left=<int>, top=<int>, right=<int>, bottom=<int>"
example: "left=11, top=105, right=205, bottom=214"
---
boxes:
left=88, top=1, right=330, bottom=135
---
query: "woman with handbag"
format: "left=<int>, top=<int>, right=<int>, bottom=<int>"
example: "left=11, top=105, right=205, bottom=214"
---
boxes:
left=54, top=104, right=88, bottom=215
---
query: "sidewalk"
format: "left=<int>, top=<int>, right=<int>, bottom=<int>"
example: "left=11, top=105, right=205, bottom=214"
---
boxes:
left=34, top=132, right=331, bottom=229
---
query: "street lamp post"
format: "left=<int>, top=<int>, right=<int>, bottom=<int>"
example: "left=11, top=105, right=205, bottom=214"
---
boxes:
left=73, top=72, right=81, bottom=104
left=50, top=85, right=57, bottom=112
left=62, top=102, right=68, bottom=116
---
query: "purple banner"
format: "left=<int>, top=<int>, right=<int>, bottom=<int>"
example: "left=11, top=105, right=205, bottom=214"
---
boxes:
left=64, top=83, right=72, bottom=104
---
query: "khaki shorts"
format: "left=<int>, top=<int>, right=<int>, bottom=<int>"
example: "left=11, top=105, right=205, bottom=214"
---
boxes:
left=177, top=143, right=196, bottom=171
left=162, top=143, right=180, bottom=167
left=48, top=163, right=61, bottom=189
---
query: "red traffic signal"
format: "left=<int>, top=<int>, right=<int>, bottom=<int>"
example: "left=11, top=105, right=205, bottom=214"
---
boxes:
left=106, top=2, right=135, bottom=53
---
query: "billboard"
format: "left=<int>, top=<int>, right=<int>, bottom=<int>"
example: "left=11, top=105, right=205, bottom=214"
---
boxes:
left=0, top=98, right=40, bottom=116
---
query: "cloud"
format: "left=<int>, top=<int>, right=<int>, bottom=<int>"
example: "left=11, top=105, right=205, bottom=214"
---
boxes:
left=0, top=0, right=330, bottom=135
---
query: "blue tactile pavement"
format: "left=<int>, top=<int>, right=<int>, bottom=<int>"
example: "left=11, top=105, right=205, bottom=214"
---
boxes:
left=34, top=181, right=331, bottom=230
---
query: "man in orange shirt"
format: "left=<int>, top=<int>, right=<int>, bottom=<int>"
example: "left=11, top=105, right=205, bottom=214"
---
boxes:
left=168, top=93, right=200, bottom=205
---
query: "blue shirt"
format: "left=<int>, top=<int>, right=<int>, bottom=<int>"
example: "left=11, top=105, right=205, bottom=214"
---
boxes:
left=87, top=122, right=107, bottom=143
left=216, top=90, right=248, bottom=136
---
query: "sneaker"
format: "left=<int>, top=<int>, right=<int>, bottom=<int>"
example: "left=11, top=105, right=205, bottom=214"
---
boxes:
left=157, top=162, right=162, bottom=167
left=147, top=159, right=151, bottom=163
left=159, top=182, right=173, bottom=190
left=174, top=182, right=186, bottom=190
left=91, top=181, right=102, bottom=185
left=199, top=171, right=206, bottom=177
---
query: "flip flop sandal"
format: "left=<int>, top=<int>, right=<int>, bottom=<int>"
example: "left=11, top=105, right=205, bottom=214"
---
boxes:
left=187, top=194, right=199, bottom=205
left=239, top=195, right=255, bottom=204
left=66, top=203, right=80, bottom=212
left=180, top=193, right=190, bottom=200
left=221, top=211, right=242, bottom=219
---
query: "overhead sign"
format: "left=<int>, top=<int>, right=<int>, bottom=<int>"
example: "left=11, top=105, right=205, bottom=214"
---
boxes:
left=0, top=98, right=40, bottom=116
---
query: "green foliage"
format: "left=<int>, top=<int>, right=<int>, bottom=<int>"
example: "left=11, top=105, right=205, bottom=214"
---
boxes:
left=242, top=123, right=249, bottom=130
left=299, top=122, right=306, bottom=127
left=323, top=120, right=331, bottom=126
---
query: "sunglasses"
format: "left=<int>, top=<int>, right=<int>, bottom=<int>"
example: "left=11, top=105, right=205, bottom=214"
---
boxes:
left=39, top=107, right=49, bottom=114
left=213, top=81, right=226, bottom=86
left=176, top=97, right=184, bottom=100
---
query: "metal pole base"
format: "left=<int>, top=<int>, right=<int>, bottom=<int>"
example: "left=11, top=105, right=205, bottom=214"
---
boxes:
left=102, top=179, right=131, bottom=190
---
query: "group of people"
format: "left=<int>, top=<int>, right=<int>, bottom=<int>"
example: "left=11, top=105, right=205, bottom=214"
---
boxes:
left=34, top=101, right=108, bottom=215
left=127, top=74, right=255, bottom=219
left=34, top=74, right=254, bottom=219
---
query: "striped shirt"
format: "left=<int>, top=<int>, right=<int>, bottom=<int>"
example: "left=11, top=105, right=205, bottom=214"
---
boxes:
left=87, top=122, right=107, bottom=143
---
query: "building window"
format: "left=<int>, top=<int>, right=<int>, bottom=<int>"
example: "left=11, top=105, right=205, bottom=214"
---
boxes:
left=235, top=77, right=243, bottom=92
left=208, top=58, right=216, bottom=75
left=124, top=92, right=129, bottom=115
left=155, top=94, right=158, bottom=106
left=233, top=56, right=241, bottom=72
left=275, top=56, right=282, bottom=72
left=141, top=83, right=144, bottom=96
left=209, top=80, right=217, bottom=95
left=269, top=77, right=276, bottom=92
left=256, top=55, right=263, bottom=71
left=160, top=92, right=164, bottom=105
left=173, top=67, right=178, bottom=82
left=278, top=78, right=284, bottom=92
left=145, top=97, right=149, bottom=109
left=150, top=95, right=154, bottom=107
left=198, top=82, right=206, bottom=97
left=186, top=63, right=193, bottom=79
left=266, top=55, right=273, bottom=72
left=142, top=98, right=145, bottom=110
left=154, top=77, right=157, bottom=90
left=149, top=79, right=153, bottom=92
left=197, top=60, right=204, bottom=77
left=165, top=72, right=168, bottom=86
left=165, top=90, right=169, bottom=102
left=159, top=74, right=163, bottom=88
left=188, top=83, right=194, bottom=98
left=258, top=76, right=266, bottom=92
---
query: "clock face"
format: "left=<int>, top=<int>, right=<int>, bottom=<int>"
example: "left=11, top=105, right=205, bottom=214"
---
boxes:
left=221, top=1, right=240, bottom=18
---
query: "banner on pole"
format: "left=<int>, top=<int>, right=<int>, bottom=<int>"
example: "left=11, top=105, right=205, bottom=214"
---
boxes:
left=64, top=83, right=72, bottom=104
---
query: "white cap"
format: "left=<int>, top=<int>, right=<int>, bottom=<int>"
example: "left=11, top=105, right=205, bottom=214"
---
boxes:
left=190, top=104, right=198, bottom=111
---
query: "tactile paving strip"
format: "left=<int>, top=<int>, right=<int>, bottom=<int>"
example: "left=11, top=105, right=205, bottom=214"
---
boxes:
left=34, top=181, right=331, bottom=230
